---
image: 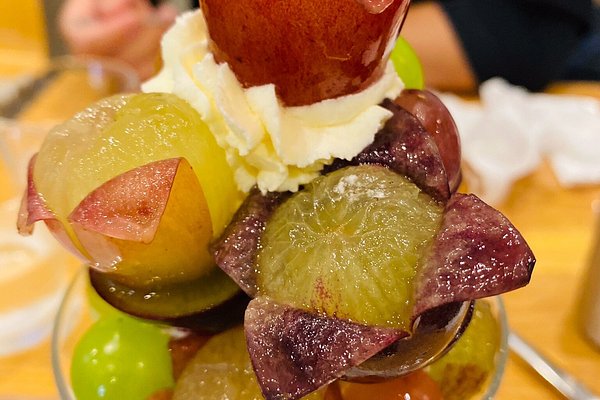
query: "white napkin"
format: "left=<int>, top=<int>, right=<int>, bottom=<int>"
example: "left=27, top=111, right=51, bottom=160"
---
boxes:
left=440, top=78, right=600, bottom=205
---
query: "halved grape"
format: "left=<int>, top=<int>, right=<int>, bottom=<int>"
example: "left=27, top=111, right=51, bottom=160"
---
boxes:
left=244, top=297, right=402, bottom=400
left=90, top=268, right=248, bottom=331
left=69, top=157, right=215, bottom=286
left=256, top=165, right=443, bottom=330
left=173, top=326, right=326, bottom=400
left=24, top=92, right=248, bottom=326
left=426, top=300, right=501, bottom=400
left=394, top=89, right=462, bottom=192
left=212, top=189, right=290, bottom=297
left=325, top=100, right=451, bottom=202
left=30, top=93, right=242, bottom=287
left=35, top=93, right=240, bottom=238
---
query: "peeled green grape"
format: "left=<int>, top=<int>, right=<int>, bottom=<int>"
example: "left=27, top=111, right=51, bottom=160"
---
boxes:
left=34, top=93, right=241, bottom=241
left=391, top=37, right=425, bottom=90
left=173, top=327, right=263, bottom=400
left=426, top=300, right=501, bottom=400
left=173, top=326, right=325, bottom=400
left=32, top=92, right=243, bottom=289
left=256, top=165, right=443, bottom=330
left=71, top=315, right=174, bottom=400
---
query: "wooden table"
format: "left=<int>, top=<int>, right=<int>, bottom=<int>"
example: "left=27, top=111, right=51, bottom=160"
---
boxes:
left=495, top=160, right=600, bottom=399
left=1, top=68, right=600, bottom=398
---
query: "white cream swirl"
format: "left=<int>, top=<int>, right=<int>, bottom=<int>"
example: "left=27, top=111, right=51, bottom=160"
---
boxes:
left=143, top=10, right=403, bottom=193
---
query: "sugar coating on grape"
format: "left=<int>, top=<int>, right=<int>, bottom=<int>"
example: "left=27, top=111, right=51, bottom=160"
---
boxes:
left=256, top=164, right=443, bottom=330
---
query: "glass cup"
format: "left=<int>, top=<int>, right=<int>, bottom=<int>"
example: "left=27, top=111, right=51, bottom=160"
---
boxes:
left=0, top=56, right=139, bottom=356
left=2, top=55, right=139, bottom=123
left=52, top=268, right=509, bottom=399
left=0, top=197, right=72, bottom=355
left=1, top=55, right=140, bottom=193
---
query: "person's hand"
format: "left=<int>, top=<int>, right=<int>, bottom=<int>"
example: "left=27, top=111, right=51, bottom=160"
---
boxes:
left=59, top=0, right=178, bottom=79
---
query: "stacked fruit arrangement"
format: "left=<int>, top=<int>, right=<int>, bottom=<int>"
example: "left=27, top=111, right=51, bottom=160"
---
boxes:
left=18, top=1, right=534, bottom=399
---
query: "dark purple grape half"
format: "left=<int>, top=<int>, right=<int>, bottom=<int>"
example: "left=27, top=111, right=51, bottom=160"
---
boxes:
left=90, top=269, right=249, bottom=332
left=244, top=297, right=404, bottom=400
left=326, top=98, right=451, bottom=202
left=414, top=193, right=535, bottom=316
left=394, top=89, right=462, bottom=193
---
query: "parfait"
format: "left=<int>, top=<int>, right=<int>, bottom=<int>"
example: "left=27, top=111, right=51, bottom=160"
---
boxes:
left=18, top=1, right=534, bottom=399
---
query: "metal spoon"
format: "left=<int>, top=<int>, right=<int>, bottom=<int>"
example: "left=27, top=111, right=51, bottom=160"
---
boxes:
left=343, top=301, right=474, bottom=380
left=509, top=331, right=600, bottom=400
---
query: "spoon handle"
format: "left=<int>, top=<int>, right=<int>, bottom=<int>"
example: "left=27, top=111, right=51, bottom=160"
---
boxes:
left=508, top=331, right=600, bottom=400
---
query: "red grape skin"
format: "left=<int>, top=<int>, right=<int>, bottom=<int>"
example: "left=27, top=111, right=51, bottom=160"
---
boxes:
left=200, top=0, right=410, bottom=106
left=394, top=89, right=462, bottom=193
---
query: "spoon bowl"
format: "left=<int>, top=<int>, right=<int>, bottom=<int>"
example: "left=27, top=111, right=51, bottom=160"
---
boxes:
left=343, top=301, right=474, bottom=381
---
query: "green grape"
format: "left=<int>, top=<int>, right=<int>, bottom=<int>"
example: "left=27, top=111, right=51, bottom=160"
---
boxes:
left=35, top=92, right=241, bottom=244
left=86, top=278, right=121, bottom=320
left=390, top=37, right=425, bottom=90
left=426, top=300, right=501, bottom=400
left=256, top=165, right=443, bottom=330
left=174, top=326, right=325, bottom=400
left=71, top=315, right=174, bottom=400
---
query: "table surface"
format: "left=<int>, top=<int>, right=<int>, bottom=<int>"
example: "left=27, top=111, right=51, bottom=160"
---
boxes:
left=1, top=57, right=600, bottom=399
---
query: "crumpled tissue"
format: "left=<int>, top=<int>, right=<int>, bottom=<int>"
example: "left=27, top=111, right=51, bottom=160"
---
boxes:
left=440, top=78, right=600, bottom=205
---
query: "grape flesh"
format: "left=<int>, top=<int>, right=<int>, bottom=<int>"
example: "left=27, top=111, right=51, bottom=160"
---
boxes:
left=173, top=326, right=325, bottom=400
left=426, top=300, right=501, bottom=400
left=256, top=165, right=443, bottom=330
left=34, top=93, right=240, bottom=240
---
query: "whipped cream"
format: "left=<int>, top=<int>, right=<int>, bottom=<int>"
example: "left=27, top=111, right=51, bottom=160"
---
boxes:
left=143, top=10, right=403, bottom=193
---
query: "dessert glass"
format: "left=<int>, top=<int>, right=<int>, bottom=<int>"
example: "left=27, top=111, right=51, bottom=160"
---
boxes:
left=52, top=267, right=509, bottom=400
left=0, top=56, right=139, bottom=356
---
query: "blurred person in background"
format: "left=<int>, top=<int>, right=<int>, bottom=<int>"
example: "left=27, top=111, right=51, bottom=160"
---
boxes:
left=404, top=0, right=594, bottom=92
left=58, top=0, right=595, bottom=91
left=58, top=0, right=179, bottom=79
left=560, top=0, right=600, bottom=82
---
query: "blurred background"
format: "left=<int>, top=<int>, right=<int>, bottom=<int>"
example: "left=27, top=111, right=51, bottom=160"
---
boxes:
left=1, top=1, right=600, bottom=399
left=0, top=0, right=189, bottom=77
left=1, top=0, right=598, bottom=86
left=0, top=0, right=598, bottom=93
